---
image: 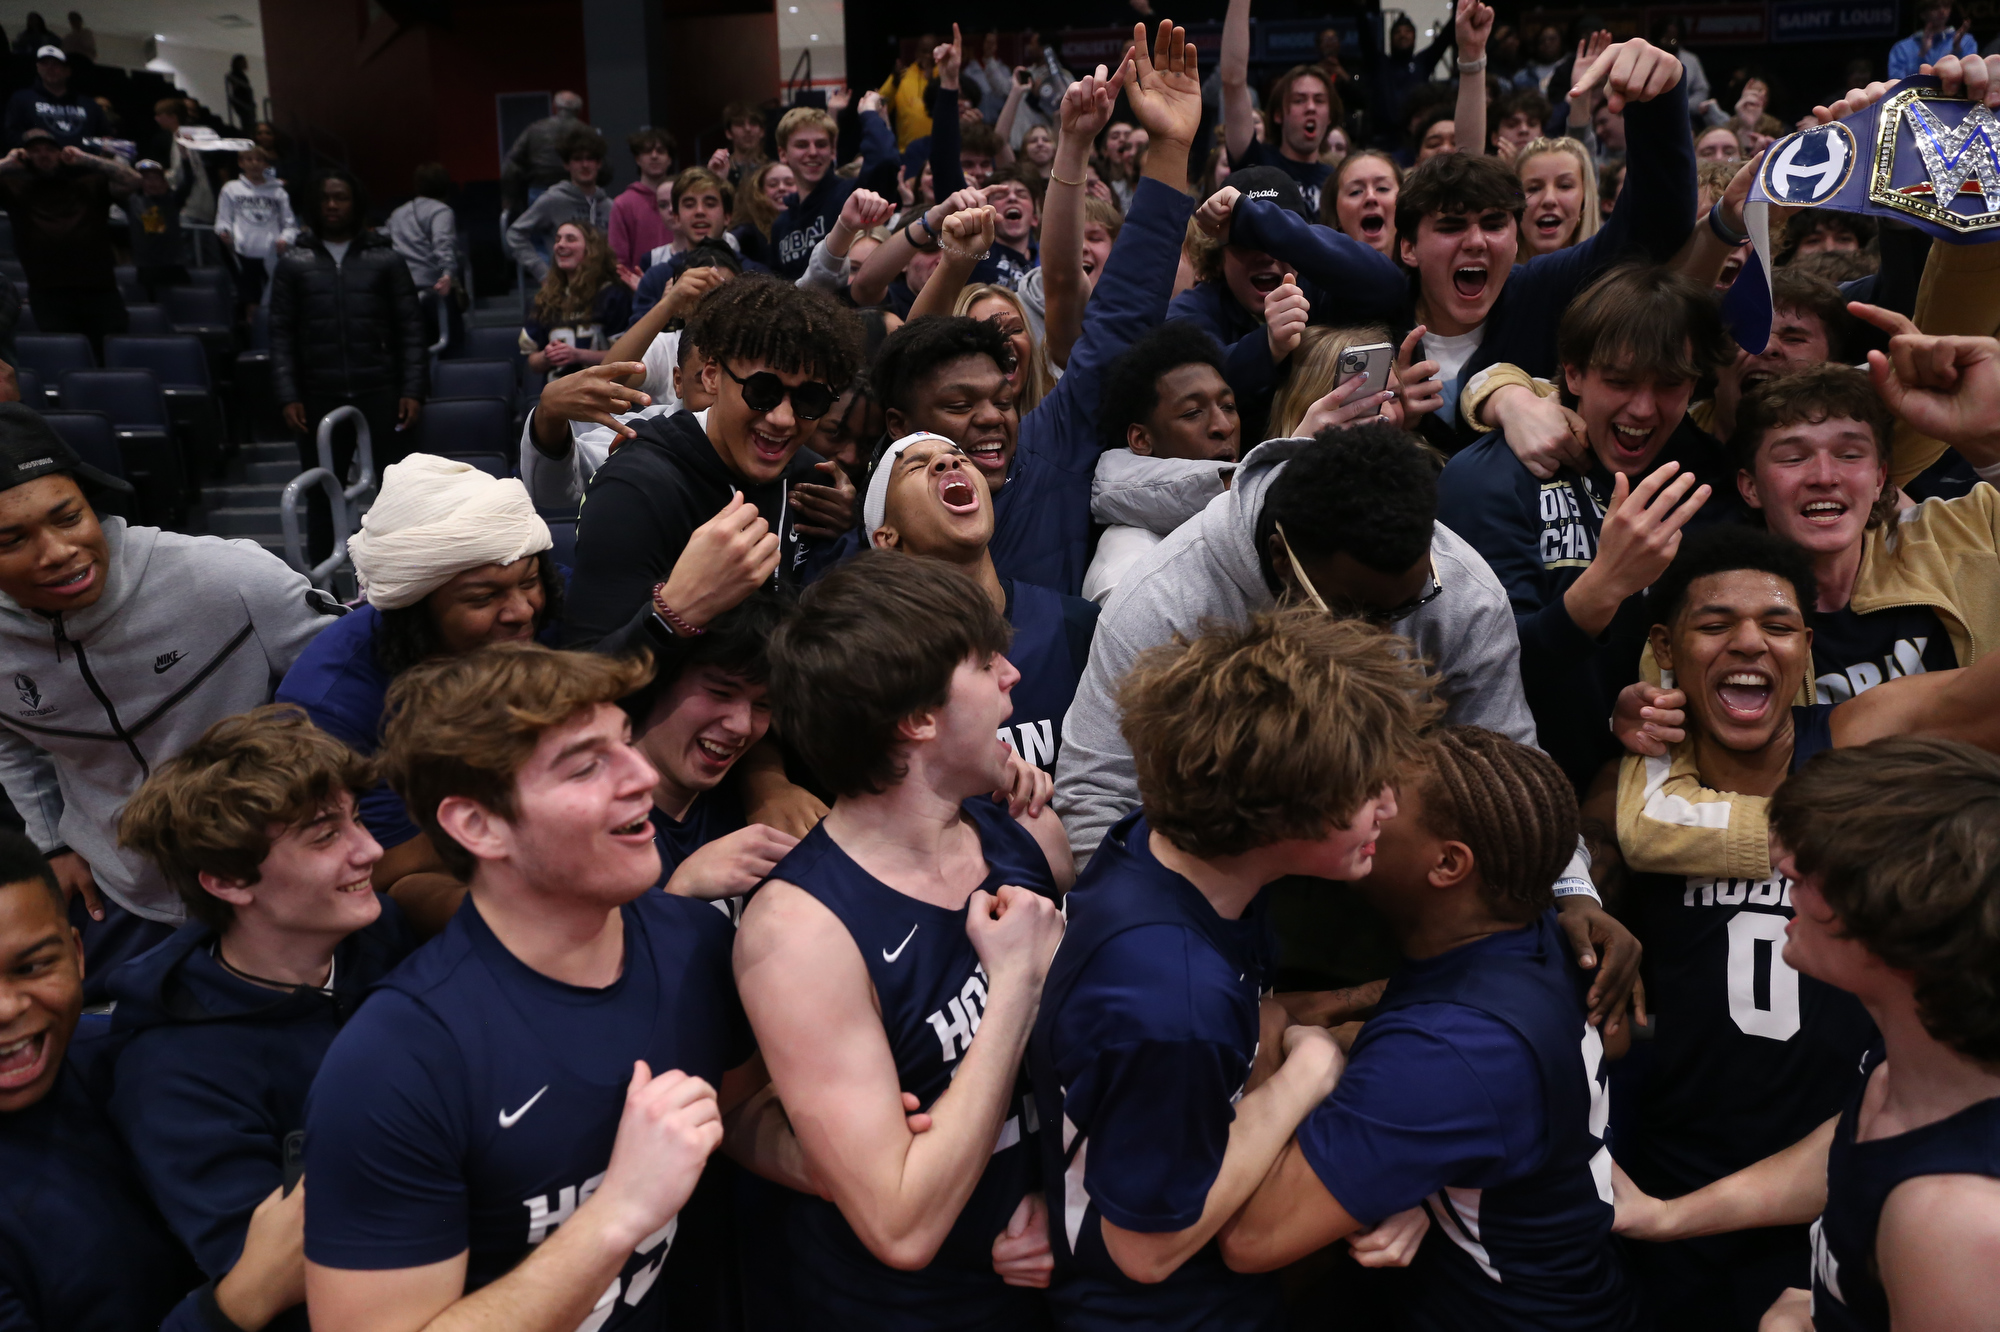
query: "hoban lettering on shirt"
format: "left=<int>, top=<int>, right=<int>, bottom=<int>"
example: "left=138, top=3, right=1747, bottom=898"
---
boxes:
left=523, top=1170, right=678, bottom=1332
left=926, top=963, right=990, bottom=1063
left=1538, top=479, right=1602, bottom=570
left=997, top=718, right=1056, bottom=768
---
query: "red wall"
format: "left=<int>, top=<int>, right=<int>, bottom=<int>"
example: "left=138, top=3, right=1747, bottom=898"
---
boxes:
left=259, top=0, right=588, bottom=200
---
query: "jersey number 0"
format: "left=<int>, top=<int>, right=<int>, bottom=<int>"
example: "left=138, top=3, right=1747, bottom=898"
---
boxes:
left=1725, top=912, right=1801, bottom=1041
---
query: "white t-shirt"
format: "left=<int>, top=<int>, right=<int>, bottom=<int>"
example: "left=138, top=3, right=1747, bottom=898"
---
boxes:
left=1424, top=324, right=1485, bottom=426
left=324, top=238, right=352, bottom=268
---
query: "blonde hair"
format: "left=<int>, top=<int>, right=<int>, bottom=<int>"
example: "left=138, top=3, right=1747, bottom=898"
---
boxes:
left=775, top=106, right=838, bottom=154
left=738, top=161, right=787, bottom=239
left=1185, top=210, right=1224, bottom=285
left=532, top=222, right=619, bottom=327
left=1515, top=137, right=1601, bottom=248
left=953, top=283, right=1051, bottom=414
left=1268, top=324, right=1395, bottom=438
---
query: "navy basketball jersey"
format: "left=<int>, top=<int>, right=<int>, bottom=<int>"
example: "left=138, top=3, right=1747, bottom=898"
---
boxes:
left=1624, top=704, right=1874, bottom=1197
left=304, top=892, right=751, bottom=1330
left=650, top=789, right=749, bottom=924
left=998, top=579, right=1098, bottom=773
left=1812, top=1049, right=2000, bottom=1332
left=772, top=795, right=1058, bottom=1330
left=1364, top=912, right=1636, bottom=1331
left=1030, top=811, right=1282, bottom=1332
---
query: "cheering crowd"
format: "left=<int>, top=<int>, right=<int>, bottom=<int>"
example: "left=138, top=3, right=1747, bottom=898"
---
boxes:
left=3, top=6, right=2000, bottom=1332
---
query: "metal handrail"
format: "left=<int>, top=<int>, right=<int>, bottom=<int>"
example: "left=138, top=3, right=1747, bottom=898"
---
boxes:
left=280, top=466, right=349, bottom=587
left=278, top=405, right=379, bottom=587
left=318, top=404, right=377, bottom=507
left=422, top=289, right=450, bottom=365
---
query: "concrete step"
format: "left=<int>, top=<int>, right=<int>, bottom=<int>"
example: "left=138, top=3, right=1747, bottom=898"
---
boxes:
left=202, top=483, right=287, bottom=508
left=238, top=441, right=296, bottom=464
left=245, top=459, right=298, bottom=484
left=205, top=505, right=283, bottom=539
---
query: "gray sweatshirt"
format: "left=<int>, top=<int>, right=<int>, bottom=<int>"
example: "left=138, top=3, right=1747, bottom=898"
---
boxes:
left=0, top=520, right=340, bottom=921
left=505, top=181, right=614, bottom=282
left=1054, top=437, right=1538, bottom=859
left=385, top=196, right=459, bottom=288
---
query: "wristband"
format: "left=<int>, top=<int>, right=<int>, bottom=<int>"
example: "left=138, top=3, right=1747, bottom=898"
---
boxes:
left=1457, top=55, right=1487, bottom=73
left=1553, top=877, right=1603, bottom=906
left=1049, top=168, right=1086, bottom=187
left=651, top=584, right=706, bottom=637
left=1707, top=198, right=1749, bottom=246
left=905, top=214, right=940, bottom=252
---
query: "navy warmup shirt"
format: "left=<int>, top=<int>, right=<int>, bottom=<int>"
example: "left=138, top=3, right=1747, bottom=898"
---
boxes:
left=1812, top=1048, right=2000, bottom=1332
left=1298, top=912, right=1639, bottom=1331
left=1808, top=603, right=1956, bottom=704
left=770, top=795, right=1058, bottom=1331
left=1031, top=811, right=1282, bottom=1332
left=303, top=891, right=751, bottom=1327
left=999, top=579, right=1098, bottom=774
left=1618, top=704, right=1876, bottom=1317
left=0, top=1019, right=202, bottom=1331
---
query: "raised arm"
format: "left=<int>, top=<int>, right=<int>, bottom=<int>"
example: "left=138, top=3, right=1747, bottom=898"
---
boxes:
left=929, top=27, right=968, bottom=199
left=1454, top=0, right=1495, bottom=157
left=1219, top=0, right=1259, bottom=164
left=850, top=187, right=983, bottom=307
left=992, top=75, right=1029, bottom=165
left=1224, top=189, right=1407, bottom=320
left=908, top=204, right=995, bottom=321
left=734, top=881, right=1063, bottom=1270
left=1040, top=64, right=1123, bottom=368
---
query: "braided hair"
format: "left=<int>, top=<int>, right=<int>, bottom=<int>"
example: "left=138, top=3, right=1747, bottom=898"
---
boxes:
left=1417, top=726, right=1579, bottom=921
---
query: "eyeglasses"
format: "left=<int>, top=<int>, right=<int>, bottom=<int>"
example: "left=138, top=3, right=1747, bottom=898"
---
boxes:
left=721, top=363, right=838, bottom=421
left=1276, top=523, right=1443, bottom=624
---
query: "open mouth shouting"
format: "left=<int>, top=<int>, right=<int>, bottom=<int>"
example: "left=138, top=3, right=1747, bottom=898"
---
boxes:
left=1608, top=421, right=1655, bottom=463
left=1248, top=269, right=1284, bottom=295
left=964, top=433, right=1008, bottom=476
left=1452, top=265, right=1489, bottom=301
left=748, top=424, right=792, bottom=468
left=1531, top=209, right=1566, bottom=243
left=689, top=734, right=746, bottom=780
left=1800, top=498, right=1848, bottom=527
left=0, top=1030, right=50, bottom=1093
left=938, top=472, right=980, bottom=514
left=1357, top=209, right=1386, bottom=240
left=1715, top=669, right=1775, bottom=723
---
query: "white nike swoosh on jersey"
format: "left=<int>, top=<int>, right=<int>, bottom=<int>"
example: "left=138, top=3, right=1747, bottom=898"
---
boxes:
left=498, top=1085, right=549, bottom=1129
left=882, top=924, right=919, bottom=963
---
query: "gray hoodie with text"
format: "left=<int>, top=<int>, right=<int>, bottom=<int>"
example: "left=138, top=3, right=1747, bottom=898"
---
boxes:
left=1054, top=437, right=1538, bottom=859
left=0, top=520, right=339, bottom=921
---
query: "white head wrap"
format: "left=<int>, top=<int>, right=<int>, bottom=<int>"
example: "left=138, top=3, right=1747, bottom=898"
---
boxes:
left=861, top=432, right=959, bottom=545
left=347, top=454, right=553, bottom=609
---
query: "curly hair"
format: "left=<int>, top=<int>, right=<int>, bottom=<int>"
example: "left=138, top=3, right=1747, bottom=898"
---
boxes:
left=120, top=706, right=373, bottom=931
left=683, top=272, right=864, bottom=391
left=1119, top=608, right=1437, bottom=859
left=1413, top=727, right=1579, bottom=921
left=1646, top=525, right=1818, bottom=630
left=532, top=221, right=619, bottom=327
left=870, top=314, right=1015, bottom=417
left=767, top=550, right=1011, bottom=799
left=1099, top=320, right=1228, bottom=450
left=1257, top=422, right=1440, bottom=581
left=1771, top=737, right=2000, bottom=1061
left=377, top=644, right=655, bottom=880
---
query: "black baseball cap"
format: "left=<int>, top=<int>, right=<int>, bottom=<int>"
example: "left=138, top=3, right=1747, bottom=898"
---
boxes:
left=0, top=401, right=132, bottom=494
left=19, top=128, right=56, bottom=146
left=1229, top=165, right=1309, bottom=220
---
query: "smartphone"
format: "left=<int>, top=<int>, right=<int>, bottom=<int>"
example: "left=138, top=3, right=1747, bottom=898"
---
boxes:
left=282, top=1129, right=306, bottom=1196
left=1014, top=66, right=1033, bottom=87
left=1336, top=341, right=1395, bottom=401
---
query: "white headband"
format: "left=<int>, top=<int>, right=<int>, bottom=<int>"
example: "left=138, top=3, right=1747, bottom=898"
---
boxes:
left=861, top=431, right=958, bottom=545
left=348, top=454, right=553, bottom=610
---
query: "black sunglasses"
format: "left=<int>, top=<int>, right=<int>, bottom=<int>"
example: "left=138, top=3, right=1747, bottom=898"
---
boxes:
left=721, top=363, right=838, bottom=421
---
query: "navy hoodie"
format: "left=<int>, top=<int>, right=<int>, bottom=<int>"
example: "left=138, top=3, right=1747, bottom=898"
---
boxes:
left=0, top=1018, right=202, bottom=1331
left=992, top=176, right=1197, bottom=595
left=102, top=903, right=417, bottom=1329
left=770, top=109, right=897, bottom=280
left=561, top=407, right=835, bottom=651
left=1437, top=417, right=1735, bottom=786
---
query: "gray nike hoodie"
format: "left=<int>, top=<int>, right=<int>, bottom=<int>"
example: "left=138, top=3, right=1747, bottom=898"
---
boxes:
left=0, top=520, right=340, bottom=922
left=1054, top=436, right=1539, bottom=859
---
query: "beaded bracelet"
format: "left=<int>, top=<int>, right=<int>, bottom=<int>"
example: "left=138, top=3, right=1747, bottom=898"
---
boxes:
left=651, top=584, right=706, bottom=637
